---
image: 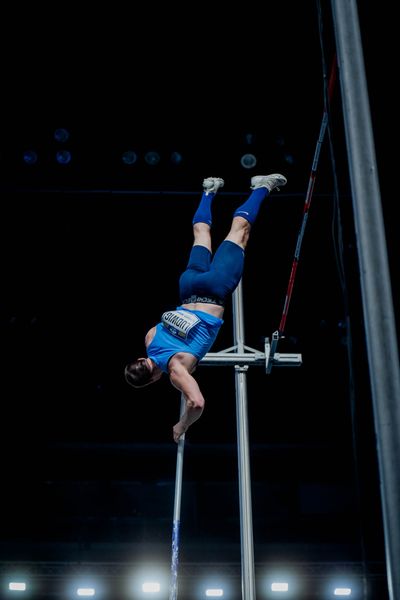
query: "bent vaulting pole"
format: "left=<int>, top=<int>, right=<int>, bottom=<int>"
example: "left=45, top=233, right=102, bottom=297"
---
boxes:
left=169, top=396, right=186, bottom=600
left=331, top=2, right=400, bottom=599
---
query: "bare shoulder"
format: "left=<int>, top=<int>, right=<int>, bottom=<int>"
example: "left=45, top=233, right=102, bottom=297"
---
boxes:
left=145, top=326, right=156, bottom=348
left=169, top=352, right=198, bottom=374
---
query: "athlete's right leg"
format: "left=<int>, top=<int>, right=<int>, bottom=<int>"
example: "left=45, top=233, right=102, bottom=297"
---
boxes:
left=178, top=177, right=224, bottom=302
left=225, top=173, right=287, bottom=250
left=192, top=177, right=224, bottom=251
left=204, top=174, right=288, bottom=299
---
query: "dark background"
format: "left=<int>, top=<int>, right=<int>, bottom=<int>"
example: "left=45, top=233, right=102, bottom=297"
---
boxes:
left=0, top=1, right=396, bottom=599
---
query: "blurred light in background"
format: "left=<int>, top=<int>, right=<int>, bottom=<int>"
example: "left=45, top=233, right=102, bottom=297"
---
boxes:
left=144, top=151, right=161, bottom=166
left=23, top=150, right=38, bottom=165
left=122, top=150, right=138, bottom=165
left=170, top=151, right=183, bottom=166
left=56, top=150, right=72, bottom=165
left=54, top=128, right=70, bottom=143
left=240, top=153, right=257, bottom=169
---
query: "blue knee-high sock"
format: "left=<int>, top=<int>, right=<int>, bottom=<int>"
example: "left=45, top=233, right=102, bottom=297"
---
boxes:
left=233, top=188, right=269, bottom=224
left=192, top=191, right=215, bottom=226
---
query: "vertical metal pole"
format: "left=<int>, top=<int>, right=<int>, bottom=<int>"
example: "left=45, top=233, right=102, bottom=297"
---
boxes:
left=169, top=395, right=186, bottom=600
left=233, top=280, right=256, bottom=600
left=331, top=2, right=400, bottom=599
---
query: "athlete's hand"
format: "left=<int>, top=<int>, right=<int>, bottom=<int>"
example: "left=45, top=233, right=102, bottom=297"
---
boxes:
left=173, top=421, right=187, bottom=443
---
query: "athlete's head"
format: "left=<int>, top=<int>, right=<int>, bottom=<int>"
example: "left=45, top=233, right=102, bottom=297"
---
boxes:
left=125, top=358, right=162, bottom=388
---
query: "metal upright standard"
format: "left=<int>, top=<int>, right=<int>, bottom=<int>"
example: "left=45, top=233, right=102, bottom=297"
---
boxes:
left=331, top=2, right=400, bottom=599
left=201, top=281, right=301, bottom=600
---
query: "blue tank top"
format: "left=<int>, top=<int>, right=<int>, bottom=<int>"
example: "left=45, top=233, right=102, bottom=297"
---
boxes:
left=147, top=306, right=223, bottom=373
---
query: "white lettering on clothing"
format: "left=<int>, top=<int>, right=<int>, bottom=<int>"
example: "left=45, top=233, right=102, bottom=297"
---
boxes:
left=161, top=310, right=200, bottom=339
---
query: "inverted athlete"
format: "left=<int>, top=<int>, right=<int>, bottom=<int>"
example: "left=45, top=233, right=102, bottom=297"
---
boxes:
left=125, top=174, right=287, bottom=442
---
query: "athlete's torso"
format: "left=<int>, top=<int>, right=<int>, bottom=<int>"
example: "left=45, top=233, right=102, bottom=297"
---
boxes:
left=181, top=302, right=224, bottom=319
left=146, top=306, right=223, bottom=373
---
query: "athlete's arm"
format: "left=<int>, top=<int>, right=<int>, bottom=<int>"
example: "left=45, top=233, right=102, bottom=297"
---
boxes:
left=169, top=360, right=205, bottom=443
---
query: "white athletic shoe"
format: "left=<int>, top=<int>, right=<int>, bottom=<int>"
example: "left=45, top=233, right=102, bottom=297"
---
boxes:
left=203, top=177, right=224, bottom=194
left=250, top=174, right=287, bottom=192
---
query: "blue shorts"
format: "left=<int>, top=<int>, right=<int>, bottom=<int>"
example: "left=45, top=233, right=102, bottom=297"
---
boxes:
left=179, top=241, right=245, bottom=305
